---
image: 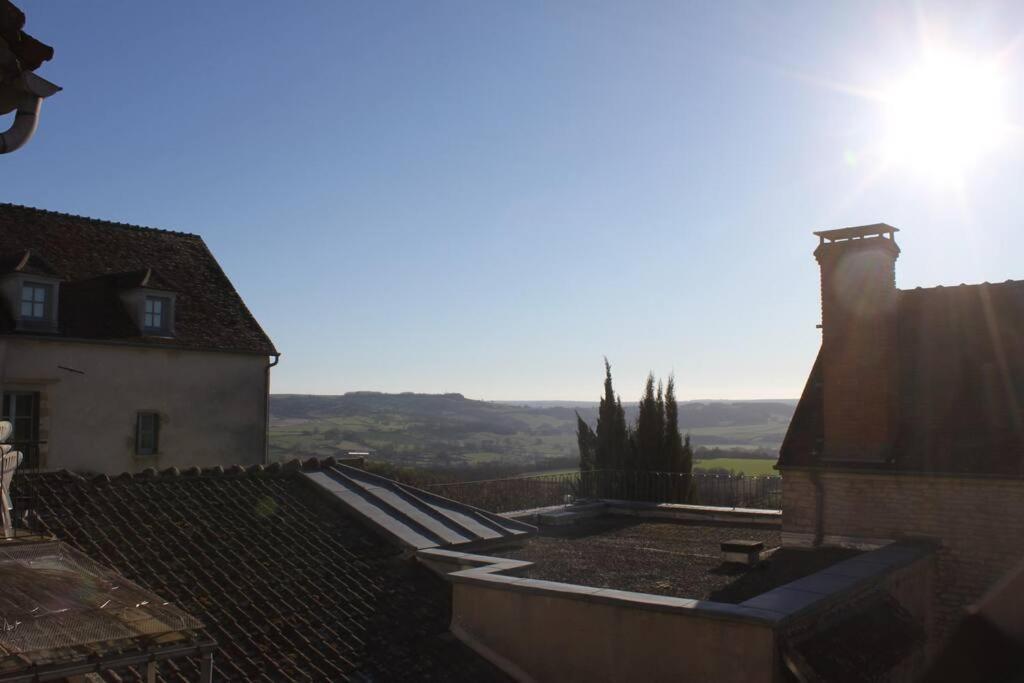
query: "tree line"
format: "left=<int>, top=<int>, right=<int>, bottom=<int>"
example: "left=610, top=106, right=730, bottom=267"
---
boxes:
left=575, top=359, right=694, bottom=477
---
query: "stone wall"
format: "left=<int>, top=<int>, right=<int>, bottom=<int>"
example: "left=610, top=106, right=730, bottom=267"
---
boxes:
left=450, top=578, right=778, bottom=683
left=428, top=537, right=934, bottom=683
left=0, top=338, right=269, bottom=473
left=781, top=468, right=1024, bottom=645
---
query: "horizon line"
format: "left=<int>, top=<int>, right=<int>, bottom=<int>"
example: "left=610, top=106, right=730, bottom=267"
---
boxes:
left=271, top=391, right=800, bottom=403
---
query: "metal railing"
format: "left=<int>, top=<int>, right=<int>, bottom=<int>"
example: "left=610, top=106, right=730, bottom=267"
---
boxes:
left=424, top=469, right=782, bottom=514
left=11, top=440, right=45, bottom=470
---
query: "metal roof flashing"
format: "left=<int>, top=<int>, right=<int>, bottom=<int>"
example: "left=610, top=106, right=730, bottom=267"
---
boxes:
left=302, top=463, right=535, bottom=552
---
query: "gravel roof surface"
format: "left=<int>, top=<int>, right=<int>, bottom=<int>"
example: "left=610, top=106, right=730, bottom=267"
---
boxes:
left=497, top=517, right=860, bottom=603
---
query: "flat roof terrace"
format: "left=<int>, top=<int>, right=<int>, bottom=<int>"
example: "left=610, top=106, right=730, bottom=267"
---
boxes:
left=493, top=517, right=861, bottom=603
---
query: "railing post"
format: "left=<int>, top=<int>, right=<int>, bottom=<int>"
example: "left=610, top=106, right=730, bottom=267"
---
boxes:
left=201, top=651, right=214, bottom=683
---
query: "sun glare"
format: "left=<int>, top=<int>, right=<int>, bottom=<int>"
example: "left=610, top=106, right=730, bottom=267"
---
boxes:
left=881, top=50, right=1007, bottom=182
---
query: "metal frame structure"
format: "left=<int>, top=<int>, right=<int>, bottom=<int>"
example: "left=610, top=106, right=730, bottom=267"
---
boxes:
left=0, top=540, right=215, bottom=682
left=0, top=638, right=218, bottom=683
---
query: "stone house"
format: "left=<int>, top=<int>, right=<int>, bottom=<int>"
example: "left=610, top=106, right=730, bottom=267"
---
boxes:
left=777, top=223, right=1024, bottom=648
left=0, top=203, right=278, bottom=473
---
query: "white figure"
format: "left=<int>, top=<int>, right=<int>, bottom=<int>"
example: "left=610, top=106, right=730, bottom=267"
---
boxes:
left=0, top=420, right=23, bottom=539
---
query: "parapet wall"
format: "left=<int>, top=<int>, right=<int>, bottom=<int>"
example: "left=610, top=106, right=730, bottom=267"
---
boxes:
left=781, top=468, right=1024, bottom=646
left=438, top=551, right=779, bottom=683
left=425, top=525, right=932, bottom=682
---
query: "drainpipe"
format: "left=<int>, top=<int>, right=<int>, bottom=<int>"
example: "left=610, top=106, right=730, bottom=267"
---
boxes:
left=0, top=90, right=38, bottom=153
left=0, top=72, right=60, bottom=154
left=263, top=353, right=280, bottom=465
left=810, top=467, right=825, bottom=547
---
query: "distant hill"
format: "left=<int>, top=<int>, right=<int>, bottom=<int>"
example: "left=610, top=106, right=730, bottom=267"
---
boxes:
left=503, top=399, right=798, bottom=409
left=270, top=392, right=797, bottom=470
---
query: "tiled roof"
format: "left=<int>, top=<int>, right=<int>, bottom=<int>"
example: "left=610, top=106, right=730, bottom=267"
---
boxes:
left=779, top=281, right=1024, bottom=475
left=0, top=249, right=59, bottom=277
left=109, top=267, right=176, bottom=291
left=921, top=557, right=1024, bottom=682
left=786, top=591, right=924, bottom=681
left=0, top=203, right=277, bottom=355
left=11, top=459, right=506, bottom=682
left=0, top=1, right=54, bottom=74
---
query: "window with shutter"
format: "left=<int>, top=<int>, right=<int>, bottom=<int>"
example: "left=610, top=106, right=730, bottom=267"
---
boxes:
left=136, top=412, right=159, bottom=455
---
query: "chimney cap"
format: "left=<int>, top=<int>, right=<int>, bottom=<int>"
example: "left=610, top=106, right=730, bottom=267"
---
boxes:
left=814, top=223, right=898, bottom=244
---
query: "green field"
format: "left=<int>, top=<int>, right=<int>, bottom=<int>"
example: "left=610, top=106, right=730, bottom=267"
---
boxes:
left=270, top=393, right=794, bottom=472
left=521, top=458, right=777, bottom=478
left=270, top=413, right=576, bottom=468
left=693, top=457, right=778, bottom=476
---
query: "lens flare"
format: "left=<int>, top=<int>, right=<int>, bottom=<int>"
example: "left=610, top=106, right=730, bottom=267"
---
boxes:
left=881, top=49, right=1007, bottom=183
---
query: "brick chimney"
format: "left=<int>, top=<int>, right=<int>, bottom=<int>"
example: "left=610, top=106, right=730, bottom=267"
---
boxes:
left=814, top=224, right=900, bottom=462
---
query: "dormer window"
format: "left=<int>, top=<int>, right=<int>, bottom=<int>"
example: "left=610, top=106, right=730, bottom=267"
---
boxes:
left=114, top=269, right=176, bottom=338
left=20, top=282, right=52, bottom=320
left=0, top=251, right=62, bottom=332
left=143, top=295, right=171, bottom=334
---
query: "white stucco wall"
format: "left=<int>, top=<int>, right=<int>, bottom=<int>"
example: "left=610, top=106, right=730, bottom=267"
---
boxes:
left=0, top=337, right=269, bottom=474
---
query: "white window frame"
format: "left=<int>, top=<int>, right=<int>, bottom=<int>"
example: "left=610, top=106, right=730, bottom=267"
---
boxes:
left=19, top=282, right=52, bottom=322
left=143, top=295, right=171, bottom=334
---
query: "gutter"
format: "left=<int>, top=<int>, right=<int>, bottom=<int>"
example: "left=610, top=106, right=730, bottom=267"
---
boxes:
left=0, top=91, right=39, bottom=154
left=0, top=72, right=61, bottom=154
left=263, top=353, right=280, bottom=465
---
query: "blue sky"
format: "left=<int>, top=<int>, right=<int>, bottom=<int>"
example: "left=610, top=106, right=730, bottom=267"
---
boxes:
left=5, top=1, right=1024, bottom=400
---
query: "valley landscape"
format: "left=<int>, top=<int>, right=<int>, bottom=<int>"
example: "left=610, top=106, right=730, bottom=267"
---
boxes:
left=270, top=392, right=795, bottom=477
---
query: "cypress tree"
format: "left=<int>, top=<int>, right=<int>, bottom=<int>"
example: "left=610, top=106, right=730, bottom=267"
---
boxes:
left=576, top=411, right=597, bottom=472
left=664, top=375, right=685, bottom=471
left=596, top=358, right=630, bottom=472
left=681, top=433, right=694, bottom=475
left=595, top=358, right=617, bottom=470
left=614, top=396, right=629, bottom=470
left=634, top=373, right=665, bottom=471
left=656, top=379, right=666, bottom=469
left=664, top=376, right=693, bottom=501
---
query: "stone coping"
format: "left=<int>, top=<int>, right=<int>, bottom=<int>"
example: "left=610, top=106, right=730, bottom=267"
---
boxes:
left=419, top=539, right=935, bottom=628
left=605, top=499, right=781, bottom=525
left=739, top=541, right=934, bottom=623
left=505, top=500, right=781, bottom=528
left=503, top=503, right=580, bottom=519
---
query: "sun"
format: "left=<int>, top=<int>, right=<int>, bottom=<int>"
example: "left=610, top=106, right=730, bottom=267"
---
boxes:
left=880, top=49, right=1007, bottom=183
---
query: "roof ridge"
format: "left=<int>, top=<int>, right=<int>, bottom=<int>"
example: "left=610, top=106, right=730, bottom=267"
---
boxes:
left=42, top=457, right=346, bottom=485
left=900, top=279, right=1024, bottom=293
left=0, top=202, right=200, bottom=238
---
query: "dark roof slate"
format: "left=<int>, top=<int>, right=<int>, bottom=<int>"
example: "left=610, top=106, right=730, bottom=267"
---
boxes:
left=0, top=249, right=59, bottom=277
left=11, top=460, right=505, bottom=682
left=779, top=281, right=1024, bottom=476
left=0, top=203, right=276, bottom=355
left=110, top=267, right=176, bottom=291
left=921, top=557, right=1024, bottom=683
left=786, top=591, right=924, bottom=682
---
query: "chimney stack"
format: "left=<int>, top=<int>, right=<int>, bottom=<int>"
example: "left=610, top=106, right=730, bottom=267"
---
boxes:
left=814, top=224, right=900, bottom=462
